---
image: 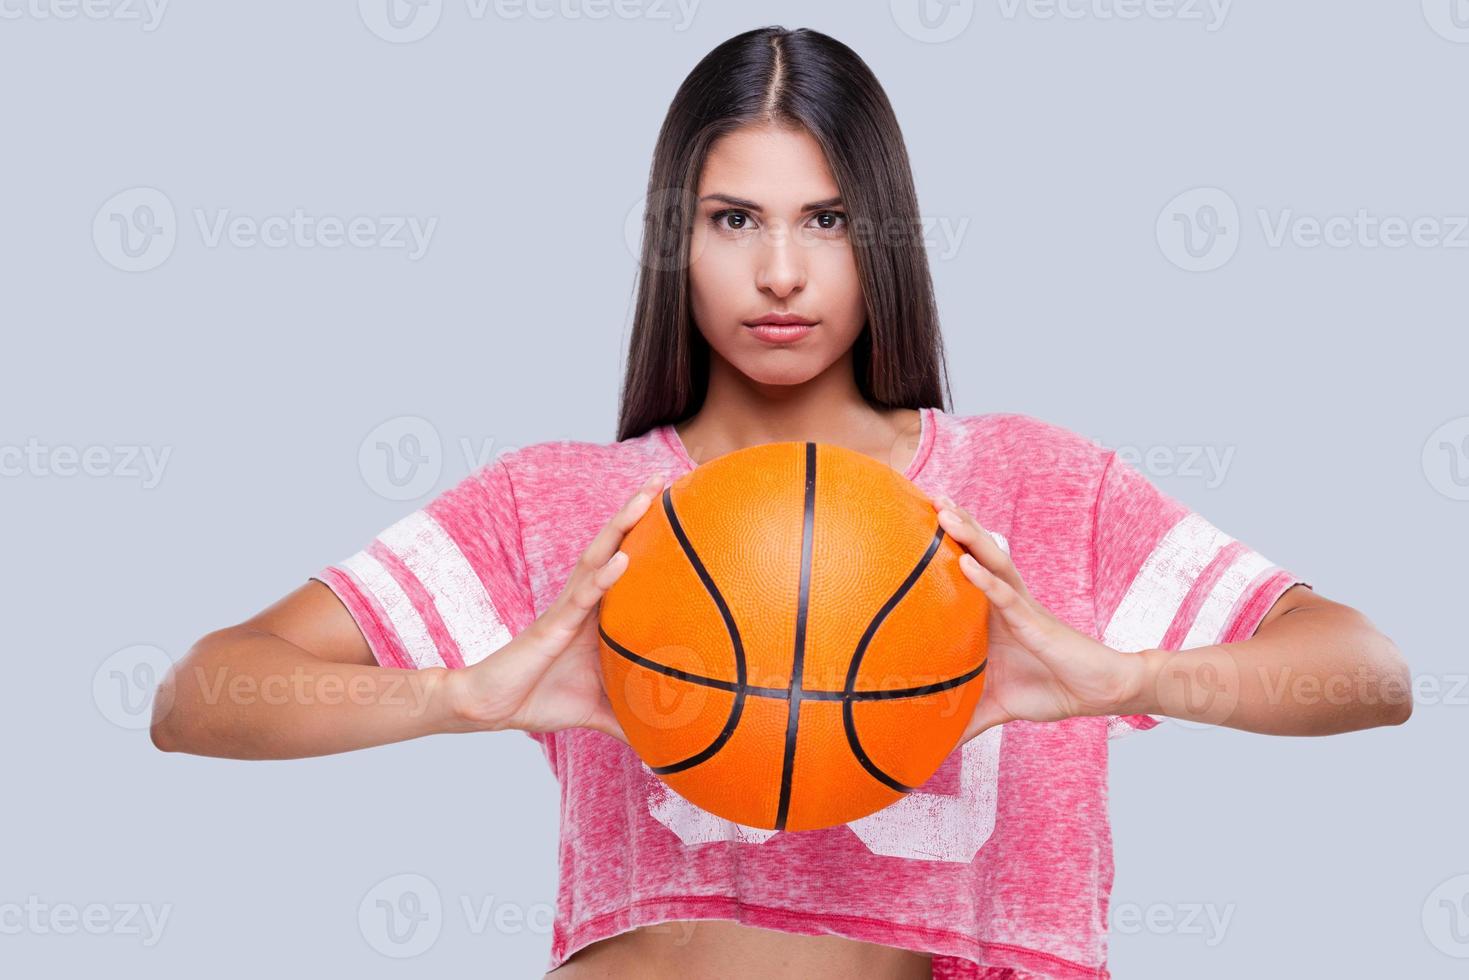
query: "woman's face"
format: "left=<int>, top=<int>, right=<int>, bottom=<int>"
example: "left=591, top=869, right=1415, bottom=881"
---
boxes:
left=687, top=122, right=865, bottom=387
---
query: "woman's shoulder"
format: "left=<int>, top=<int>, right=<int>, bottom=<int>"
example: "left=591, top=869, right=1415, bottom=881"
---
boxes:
left=491, top=426, right=678, bottom=488
left=940, top=408, right=1113, bottom=469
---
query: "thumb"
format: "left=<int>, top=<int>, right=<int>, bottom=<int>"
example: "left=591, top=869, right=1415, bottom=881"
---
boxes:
left=961, top=694, right=1010, bottom=744
left=584, top=700, right=630, bottom=746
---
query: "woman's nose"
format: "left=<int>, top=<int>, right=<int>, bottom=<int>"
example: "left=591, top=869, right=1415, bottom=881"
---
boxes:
left=756, top=228, right=807, bottom=295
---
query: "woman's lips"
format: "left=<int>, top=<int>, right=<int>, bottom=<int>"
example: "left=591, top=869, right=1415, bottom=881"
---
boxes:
left=747, top=323, right=816, bottom=344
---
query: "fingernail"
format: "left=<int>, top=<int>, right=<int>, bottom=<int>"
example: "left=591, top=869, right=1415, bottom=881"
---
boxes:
left=938, top=508, right=960, bottom=525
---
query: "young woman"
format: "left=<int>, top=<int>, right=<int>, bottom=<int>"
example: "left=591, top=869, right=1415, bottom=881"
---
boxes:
left=152, top=26, right=1411, bottom=980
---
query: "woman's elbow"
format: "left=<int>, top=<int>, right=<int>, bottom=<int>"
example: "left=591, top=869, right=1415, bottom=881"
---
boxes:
left=1368, top=632, right=1413, bottom=729
left=147, top=629, right=223, bottom=753
left=148, top=652, right=192, bottom=753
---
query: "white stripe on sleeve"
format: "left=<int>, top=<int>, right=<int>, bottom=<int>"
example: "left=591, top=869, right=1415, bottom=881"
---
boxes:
left=341, top=549, right=444, bottom=669
left=377, top=510, right=514, bottom=666
left=1181, top=549, right=1275, bottom=649
left=1102, top=513, right=1232, bottom=653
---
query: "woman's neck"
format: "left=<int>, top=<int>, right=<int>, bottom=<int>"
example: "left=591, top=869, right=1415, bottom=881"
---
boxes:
left=674, top=350, right=921, bottom=470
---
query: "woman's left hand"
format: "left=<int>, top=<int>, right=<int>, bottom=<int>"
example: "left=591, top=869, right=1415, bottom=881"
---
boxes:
left=931, top=494, right=1148, bottom=742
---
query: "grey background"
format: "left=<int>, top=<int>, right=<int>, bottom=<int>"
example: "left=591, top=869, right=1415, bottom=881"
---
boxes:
left=3, top=2, right=1466, bottom=977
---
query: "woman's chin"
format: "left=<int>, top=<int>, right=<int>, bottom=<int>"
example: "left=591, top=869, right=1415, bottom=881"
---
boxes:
left=732, top=360, right=824, bottom=387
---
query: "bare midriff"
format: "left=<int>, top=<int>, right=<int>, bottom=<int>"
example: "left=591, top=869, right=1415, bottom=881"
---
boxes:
left=545, top=918, right=934, bottom=979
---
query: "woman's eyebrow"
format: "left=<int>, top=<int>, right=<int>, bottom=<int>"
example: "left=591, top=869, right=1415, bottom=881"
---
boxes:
left=699, top=193, right=844, bottom=213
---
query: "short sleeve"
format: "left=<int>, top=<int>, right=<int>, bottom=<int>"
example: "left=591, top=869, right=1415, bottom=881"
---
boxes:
left=311, top=457, right=536, bottom=672
left=1091, top=451, right=1310, bottom=738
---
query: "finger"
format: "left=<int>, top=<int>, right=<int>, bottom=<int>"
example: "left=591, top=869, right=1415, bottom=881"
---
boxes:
left=935, top=506, right=1011, bottom=574
left=576, top=474, right=665, bottom=580
left=933, top=500, right=1025, bottom=595
left=546, top=474, right=663, bottom=629
left=931, top=494, right=1007, bottom=564
left=499, top=550, right=630, bottom=704
left=541, top=548, right=629, bottom=637
left=570, top=549, right=629, bottom=612
left=957, top=553, right=1054, bottom=651
left=531, top=475, right=665, bottom=650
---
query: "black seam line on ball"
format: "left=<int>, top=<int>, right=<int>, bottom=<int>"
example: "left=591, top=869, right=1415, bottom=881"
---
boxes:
left=775, top=441, right=818, bottom=832
left=598, top=626, right=986, bottom=702
left=842, top=524, right=949, bottom=795
left=643, top=485, right=748, bottom=777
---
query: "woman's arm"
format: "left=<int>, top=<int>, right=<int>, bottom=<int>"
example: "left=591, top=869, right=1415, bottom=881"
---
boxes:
left=1114, top=585, right=1413, bottom=735
left=931, top=495, right=1414, bottom=739
left=150, top=580, right=469, bottom=760
left=152, top=473, right=662, bottom=760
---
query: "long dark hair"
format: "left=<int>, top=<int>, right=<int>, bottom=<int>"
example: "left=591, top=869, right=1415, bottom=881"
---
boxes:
left=616, top=25, right=953, bottom=442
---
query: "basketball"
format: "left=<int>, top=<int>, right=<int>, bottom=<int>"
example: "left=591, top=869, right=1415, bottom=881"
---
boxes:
left=597, top=441, right=989, bottom=832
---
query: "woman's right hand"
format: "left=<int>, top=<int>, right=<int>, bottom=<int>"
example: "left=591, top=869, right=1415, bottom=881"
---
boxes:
left=445, top=473, right=665, bottom=745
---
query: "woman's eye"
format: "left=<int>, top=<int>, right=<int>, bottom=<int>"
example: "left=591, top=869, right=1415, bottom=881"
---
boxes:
left=811, top=210, right=847, bottom=232
left=712, top=210, right=752, bottom=232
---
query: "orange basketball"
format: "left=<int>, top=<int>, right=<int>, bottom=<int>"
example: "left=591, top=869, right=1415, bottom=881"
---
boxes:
left=597, top=440, right=989, bottom=832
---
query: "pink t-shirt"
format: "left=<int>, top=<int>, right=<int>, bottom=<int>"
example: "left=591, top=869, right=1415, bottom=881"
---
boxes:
left=314, top=407, right=1306, bottom=979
